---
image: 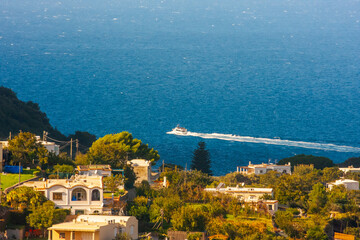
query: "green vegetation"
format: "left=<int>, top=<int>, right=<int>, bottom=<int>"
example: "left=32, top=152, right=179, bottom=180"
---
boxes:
left=0, top=86, right=65, bottom=140
left=277, top=154, right=334, bottom=169
left=0, top=173, right=35, bottom=190
left=8, top=132, right=48, bottom=167
left=191, top=142, right=212, bottom=175
left=86, top=132, right=160, bottom=168
left=0, top=86, right=96, bottom=153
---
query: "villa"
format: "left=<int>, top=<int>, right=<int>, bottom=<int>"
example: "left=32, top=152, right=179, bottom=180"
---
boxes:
left=22, top=175, right=104, bottom=215
left=204, top=186, right=278, bottom=214
left=237, top=161, right=291, bottom=175
left=48, top=215, right=138, bottom=240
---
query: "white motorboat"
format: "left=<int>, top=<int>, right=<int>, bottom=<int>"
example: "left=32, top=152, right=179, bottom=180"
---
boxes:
left=171, top=124, right=188, bottom=135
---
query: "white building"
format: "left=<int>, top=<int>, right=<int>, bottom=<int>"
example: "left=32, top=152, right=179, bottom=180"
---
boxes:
left=22, top=175, right=104, bottom=215
left=339, top=166, right=360, bottom=174
left=327, top=179, right=359, bottom=191
left=237, top=162, right=291, bottom=175
left=77, top=165, right=112, bottom=177
left=204, top=186, right=278, bottom=214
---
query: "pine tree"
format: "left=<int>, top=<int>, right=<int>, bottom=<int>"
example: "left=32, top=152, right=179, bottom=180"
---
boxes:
left=191, top=142, right=212, bottom=175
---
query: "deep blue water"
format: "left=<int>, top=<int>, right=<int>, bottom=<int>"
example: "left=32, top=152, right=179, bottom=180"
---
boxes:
left=1, top=0, right=360, bottom=175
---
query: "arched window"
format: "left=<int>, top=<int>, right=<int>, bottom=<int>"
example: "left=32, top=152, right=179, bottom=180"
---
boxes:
left=71, top=188, right=87, bottom=201
left=92, top=189, right=100, bottom=201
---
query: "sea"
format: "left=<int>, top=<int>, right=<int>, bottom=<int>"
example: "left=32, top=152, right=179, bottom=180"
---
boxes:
left=1, top=0, right=360, bottom=175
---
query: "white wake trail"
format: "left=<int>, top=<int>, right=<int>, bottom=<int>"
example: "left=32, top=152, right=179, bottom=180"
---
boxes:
left=167, top=131, right=360, bottom=153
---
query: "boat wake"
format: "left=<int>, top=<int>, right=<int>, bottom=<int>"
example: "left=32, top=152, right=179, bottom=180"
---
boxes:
left=167, top=131, right=360, bottom=153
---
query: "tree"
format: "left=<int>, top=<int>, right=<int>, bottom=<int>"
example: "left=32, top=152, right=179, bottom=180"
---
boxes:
left=127, top=196, right=150, bottom=222
left=6, top=187, right=47, bottom=210
left=171, top=206, right=207, bottom=231
left=86, top=132, right=160, bottom=168
left=321, top=167, right=342, bottom=183
left=278, top=154, right=334, bottom=170
left=191, top=142, right=212, bottom=175
left=8, top=132, right=48, bottom=167
left=124, top=165, right=137, bottom=189
left=149, top=195, right=182, bottom=223
left=27, top=201, right=68, bottom=236
left=307, top=183, right=327, bottom=214
left=338, top=157, right=360, bottom=168
left=104, top=174, right=124, bottom=193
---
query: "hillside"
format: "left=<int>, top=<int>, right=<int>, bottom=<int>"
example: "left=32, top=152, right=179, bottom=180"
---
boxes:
left=0, top=86, right=67, bottom=140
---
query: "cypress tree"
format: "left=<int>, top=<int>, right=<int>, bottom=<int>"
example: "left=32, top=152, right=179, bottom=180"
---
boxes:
left=191, top=141, right=212, bottom=175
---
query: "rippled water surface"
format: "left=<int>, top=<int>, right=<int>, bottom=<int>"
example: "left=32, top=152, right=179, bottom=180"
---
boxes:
left=1, top=0, right=360, bottom=174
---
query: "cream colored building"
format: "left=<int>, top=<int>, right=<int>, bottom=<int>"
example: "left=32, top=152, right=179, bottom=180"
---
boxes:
left=48, top=215, right=138, bottom=240
left=327, top=179, right=359, bottom=191
left=130, top=159, right=152, bottom=184
left=22, top=175, right=104, bottom=214
left=237, top=162, right=291, bottom=175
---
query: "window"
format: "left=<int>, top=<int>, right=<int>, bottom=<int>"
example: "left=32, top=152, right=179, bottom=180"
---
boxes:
left=92, top=189, right=100, bottom=201
left=71, top=188, right=87, bottom=201
left=53, top=192, right=62, bottom=201
left=283, top=170, right=287, bottom=173
left=130, top=225, right=134, bottom=235
left=268, top=205, right=273, bottom=210
left=259, top=170, right=263, bottom=173
left=59, top=232, right=65, bottom=239
left=75, top=210, right=85, bottom=215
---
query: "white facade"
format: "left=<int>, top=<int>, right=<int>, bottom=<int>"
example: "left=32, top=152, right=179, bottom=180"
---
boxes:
left=237, top=161, right=291, bottom=175
left=205, top=186, right=273, bottom=202
left=22, top=175, right=104, bottom=214
left=327, top=179, right=359, bottom=191
left=339, top=166, right=360, bottom=174
left=205, top=186, right=277, bottom=214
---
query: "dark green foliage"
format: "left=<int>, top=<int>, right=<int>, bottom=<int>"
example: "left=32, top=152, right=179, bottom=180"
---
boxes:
left=191, top=142, right=212, bottom=175
left=136, top=180, right=157, bottom=198
left=124, top=165, right=137, bottom=190
left=67, top=131, right=97, bottom=149
left=278, top=154, right=334, bottom=170
left=338, top=157, right=360, bottom=168
left=7, top=210, right=27, bottom=227
left=127, top=196, right=150, bottom=222
left=0, top=86, right=66, bottom=140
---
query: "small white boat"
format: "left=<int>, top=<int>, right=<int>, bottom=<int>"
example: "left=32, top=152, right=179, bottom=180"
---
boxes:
left=171, top=124, right=188, bottom=135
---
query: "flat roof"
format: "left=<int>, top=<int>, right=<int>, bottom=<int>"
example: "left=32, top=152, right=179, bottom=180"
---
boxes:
left=48, top=222, right=111, bottom=232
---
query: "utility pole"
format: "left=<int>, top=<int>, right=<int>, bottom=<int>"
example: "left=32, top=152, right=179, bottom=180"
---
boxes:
left=70, top=138, right=73, bottom=159
left=43, top=131, right=48, bottom=141
left=9, top=132, right=11, bottom=140
left=162, top=160, right=164, bottom=173
left=76, top=139, right=79, bottom=157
